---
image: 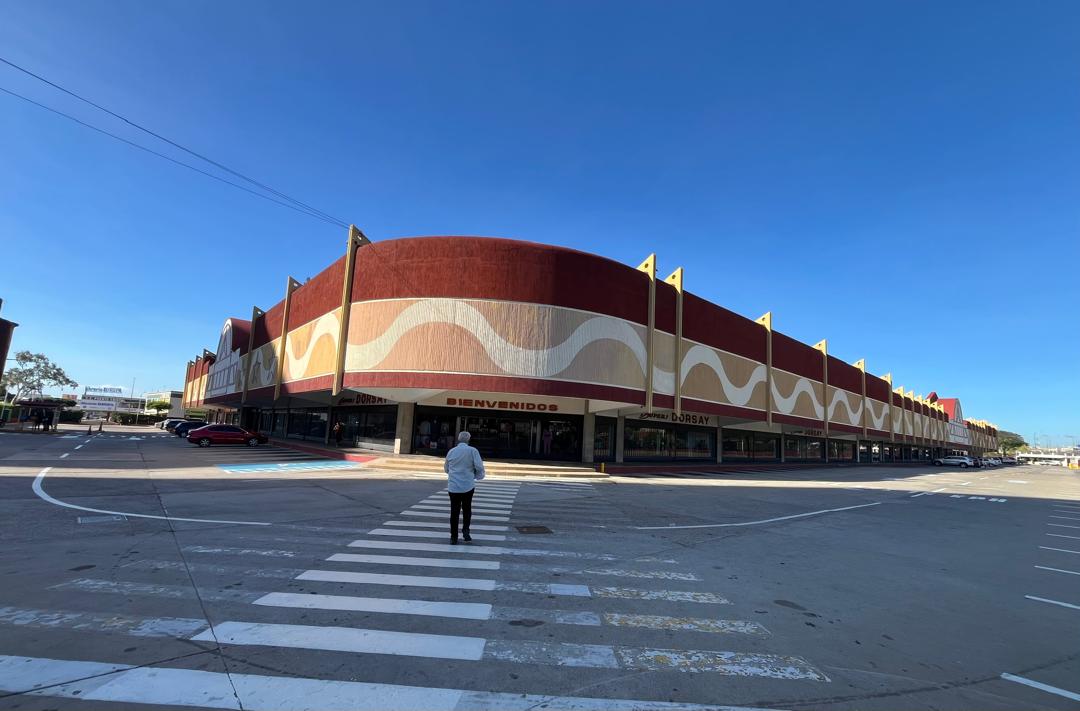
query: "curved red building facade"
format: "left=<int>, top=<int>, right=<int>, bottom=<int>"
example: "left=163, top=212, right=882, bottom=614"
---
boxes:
left=183, top=235, right=998, bottom=463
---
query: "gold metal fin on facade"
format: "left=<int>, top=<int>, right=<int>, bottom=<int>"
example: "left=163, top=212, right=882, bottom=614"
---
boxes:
left=333, top=224, right=369, bottom=396
left=854, top=359, right=867, bottom=437
left=664, top=267, right=684, bottom=415
left=755, top=312, right=773, bottom=425
left=241, top=306, right=264, bottom=405
left=637, top=254, right=657, bottom=412
left=853, top=359, right=865, bottom=370
left=273, top=276, right=302, bottom=402
left=813, top=339, right=827, bottom=353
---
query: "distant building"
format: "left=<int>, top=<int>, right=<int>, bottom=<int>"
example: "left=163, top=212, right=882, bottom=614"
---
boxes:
left=142, top=390, right=184, bottom=417
left=0, top=299, right=17, bottom=384
left=77, top=387, right=145, bottom=420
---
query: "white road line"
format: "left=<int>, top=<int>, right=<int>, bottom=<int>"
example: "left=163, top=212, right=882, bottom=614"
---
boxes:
left=384, top=520, right=508, bottom=531
left=635, top=501, right=881, bottom=530
left=410, top=504, right=513, bottom=514
left=31, top=467, right=270, bottom=526
left=194, top=621, right=486, bottom=660
left=59, top=453, right=69, bottom=459
left=347, top=539, right=616, bottom=559
left=910, top=492, right=930, bottom=498
left=74, top=445, right=83, bottom=449
left=298, top=569, right=496, bottom=591
left=1035, top=565, right=1080, bottom=576
left=1047, top=533, right=1080, bottom=540
left=0, top=605, right=207, bottom=638
left=327, top=553, right=500, bottom=570
left=254, top=591, right=492, bottom=620
left=421, top=498, right=513, bottom=510
left=1001, top=673, right=1080, bottom=702
left=1048, top=523, right=1080, bottom=529
left=932, top=487, right=947, bottom=492
left=0, top=653, right=801, bottom=708
left=592, top=587, right=730, bottom=604
left=368, top=528, right=507, bottom=541
left=1025, top=595, right=1080, bottom=611
left=401, top=510, right=510, bottom=522
left=1041, top=546, right=1080, bottom=555
left=1050, top=516, right=1080, bottom=522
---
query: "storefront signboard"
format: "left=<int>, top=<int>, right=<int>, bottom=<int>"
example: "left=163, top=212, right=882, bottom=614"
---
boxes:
left=417, top=391, right=585, bottom=415
left=627, top=409, right=717, bottom=428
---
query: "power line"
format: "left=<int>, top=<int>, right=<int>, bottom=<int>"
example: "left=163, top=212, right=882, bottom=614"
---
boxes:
left=0, top=85, right=346, bottom=227
left=0, top=56, right=348, bottom=227
left=1, top=85, right=345, bottom=226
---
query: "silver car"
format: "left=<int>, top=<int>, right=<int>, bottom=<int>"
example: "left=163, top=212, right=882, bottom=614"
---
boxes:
left=934, top=455, right=974, bottom=468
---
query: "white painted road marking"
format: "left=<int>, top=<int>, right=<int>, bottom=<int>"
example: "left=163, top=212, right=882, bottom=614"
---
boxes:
left=74, top=444, right=83, bottom=450
left=194, top=620, right=487, bottom=660
left=635, top=502, right=881, bottom=530
left=402, top=510, right=509, bottom=522
left=368, top=527, right=507, bottom=541
left=1040, top=546, right=1080, bottom=555
left=1048, top=523, right=1080, bottom=529
left=32, top=467, right=271, bottom=526
left=59, top=453, right=69, bottom=459
left=298, top=569, right=496, bottom=591
left=328, top=552, right=500, bottom=570
left=347, top=539, right=617, bottom=559
left=254, top=591, right=492, bottom=620
left=1047, top=533, right=1080, bottom=541
left=1034, top=565, right=1080, bottom=576
left=384, top=520, right=508, bottom=531
left=1050, top=515, right=1080, bottom=522
left=0, top=654, right=791, bottom=710
left=1025, top=595, right=1080, bottom=611
left=1001, top=673, right=1080, bottom=702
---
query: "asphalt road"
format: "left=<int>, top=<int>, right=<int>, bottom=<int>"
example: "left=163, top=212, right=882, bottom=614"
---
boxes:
left=0, top=425, right=1077, bottom=710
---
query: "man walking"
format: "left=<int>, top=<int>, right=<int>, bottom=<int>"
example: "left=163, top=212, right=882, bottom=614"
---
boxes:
left=443, top=431, right=485, bottom=544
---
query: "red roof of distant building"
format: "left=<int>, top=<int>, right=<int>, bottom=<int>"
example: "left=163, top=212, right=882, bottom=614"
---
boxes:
left=938, top=398, right=961, bottom=421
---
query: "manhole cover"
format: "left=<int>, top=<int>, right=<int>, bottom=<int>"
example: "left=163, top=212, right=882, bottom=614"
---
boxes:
left=516, top=525, right=552, bottom=534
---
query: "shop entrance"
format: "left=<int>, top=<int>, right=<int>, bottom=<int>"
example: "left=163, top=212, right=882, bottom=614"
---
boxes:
left=412, top=406, right=582, bottom=460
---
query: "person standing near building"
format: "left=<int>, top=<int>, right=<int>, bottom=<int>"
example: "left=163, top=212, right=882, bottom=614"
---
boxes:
left=332, top=421, right=344, bottom=447
left=443, top=431, right=485, bottom=544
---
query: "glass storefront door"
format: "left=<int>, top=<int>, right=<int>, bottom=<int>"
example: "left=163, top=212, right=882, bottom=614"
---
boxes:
left=412, top=406, right=582, bottom=460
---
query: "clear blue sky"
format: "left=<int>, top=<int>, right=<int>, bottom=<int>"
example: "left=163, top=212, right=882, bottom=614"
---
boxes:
left=2, top=1, right=1077, bottom=443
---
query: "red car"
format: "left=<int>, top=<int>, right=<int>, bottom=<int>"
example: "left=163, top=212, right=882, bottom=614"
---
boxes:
left=187, top=424, right=268, bottom=447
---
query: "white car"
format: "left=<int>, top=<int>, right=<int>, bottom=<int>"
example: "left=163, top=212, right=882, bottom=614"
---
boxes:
left=934, top=455, right=974, bottom=468
left=1001, top=456, right=1017, bottom=465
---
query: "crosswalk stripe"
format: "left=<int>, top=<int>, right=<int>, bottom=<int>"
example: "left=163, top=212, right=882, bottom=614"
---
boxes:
left=401, top=510, right=510, bottom=522
left=298, top=569, right=496, bottom=590
left=327, top=553, right=501, bottom=570
left=347, top=539, right=617, bottom=560
left=254, top=591, right=492, bottom=620
left=383, top=520, right=508, bottom=531
left=368, top=528, right=507, bottom=541
left=0, top=654, right=791, bottom=710
left=194, top=620, right=486, bottom=660
left=410, top=504, right=513, bottom=514
left=421, top=498, right=513, bottom=509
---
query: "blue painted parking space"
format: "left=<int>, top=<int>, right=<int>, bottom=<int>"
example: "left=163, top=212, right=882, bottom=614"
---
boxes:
left=217, top=460, right=364, bottom=474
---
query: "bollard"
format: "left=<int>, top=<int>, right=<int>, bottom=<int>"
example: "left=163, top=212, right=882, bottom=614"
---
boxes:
left=97, top=421, right=103, bottom=433
left=599, top=462, right=605, bottom=473
left=87, top=425, right=92, bottom=435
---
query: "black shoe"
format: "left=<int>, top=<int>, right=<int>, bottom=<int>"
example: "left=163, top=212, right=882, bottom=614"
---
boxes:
left=463, top=532, right=472, bottom=542
left=450, top=538, right=458, bottom=545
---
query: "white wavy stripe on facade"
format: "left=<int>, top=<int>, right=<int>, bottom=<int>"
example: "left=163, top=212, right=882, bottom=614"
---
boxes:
left=677, top=345, right=766, bottom=407
left=827, top=389, right=863, bottom=426
left=247, top=343, right=277, bottom=390
left=346, top=299, right=649, bottom=378
left=771, top=378, right=824, bottom=419
left=867, top=400, right=889, bottom=430
left=284, top=311, right=340, bottom=381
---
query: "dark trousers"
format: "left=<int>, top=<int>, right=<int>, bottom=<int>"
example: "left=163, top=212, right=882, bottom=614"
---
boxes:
left=448, top=489, right=474, bottom=539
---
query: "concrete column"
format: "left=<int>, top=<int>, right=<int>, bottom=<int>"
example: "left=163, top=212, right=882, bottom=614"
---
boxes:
left=779, top=435, right=786, bottom=463
left=615, top=416, right=626, bottom=463
left=394, top=402, right=415, bottom=455
left=324, top=405, right=332, bottom=445
left=581, top=413, right=595, bottom=463
left=716, top=426, right=723, bottom=463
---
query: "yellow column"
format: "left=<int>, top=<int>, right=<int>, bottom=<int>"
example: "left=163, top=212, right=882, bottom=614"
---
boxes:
left=637, top=254, right=657, bottom=413
left=273, top=277, right=302, bottom=402
left=813, top=339, right=828, bottom=442
left=333, top=225, right=371, bottom=397
left=757, top=312, right=773, bottom=426
left=664, top=267, right=684, bottom=415
left=854, top=359, right=867, bottom=439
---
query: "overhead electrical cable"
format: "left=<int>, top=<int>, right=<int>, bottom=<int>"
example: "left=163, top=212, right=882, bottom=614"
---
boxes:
left=0, top=85, right=345, bottom=227
left=0, top=56, right=347, bottom=227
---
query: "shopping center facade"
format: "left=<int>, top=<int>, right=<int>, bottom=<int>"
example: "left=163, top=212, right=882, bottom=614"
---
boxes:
left=182, top=233, right=998, bottom=465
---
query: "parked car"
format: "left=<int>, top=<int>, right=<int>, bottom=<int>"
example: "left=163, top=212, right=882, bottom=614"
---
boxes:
left=1001, top=456, right=1018, bottom=465
left=985, top=457, right=1002, bottom=466
left=173, top=421, right=206, bottom=437
left=162, top=418, right=187, bottom=432
left=187, top=424, right=268, bottom=448
left=933, top=455, right=974, bottom=468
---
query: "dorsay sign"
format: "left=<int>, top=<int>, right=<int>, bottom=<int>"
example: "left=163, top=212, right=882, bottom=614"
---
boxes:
left=630, top=410, right=716, bottom=427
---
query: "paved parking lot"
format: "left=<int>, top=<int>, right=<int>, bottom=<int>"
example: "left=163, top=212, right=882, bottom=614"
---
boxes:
left=0, top=427, right=1077, bottom=709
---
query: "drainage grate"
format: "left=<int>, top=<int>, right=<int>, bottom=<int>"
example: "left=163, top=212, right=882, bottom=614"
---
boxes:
left=77, top=514, right=128, bottom=524
left=516, top=525, right=552, bottom=534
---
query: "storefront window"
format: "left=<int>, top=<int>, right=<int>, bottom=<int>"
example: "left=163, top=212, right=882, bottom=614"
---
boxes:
left=752, top=435, right=778, bottom=459
left=413, top=407, right=582, bottom=460
left=784, top=437, right=804, bottom=459
left=594, top=417, right=616, bottom=461
left=287, top=411, right=307, bottom=438
left=723, top=433, right=750, bottom=459
left=805, top=439, right=823, bottom=460
left=625, top=422, right=715, bottom=460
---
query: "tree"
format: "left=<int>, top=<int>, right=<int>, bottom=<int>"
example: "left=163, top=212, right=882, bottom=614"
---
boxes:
left=146, top=399, right=171, bottom=417
left=997, top=430, right=1027, bottom=454
left=0, top=351, right=78, bottom=419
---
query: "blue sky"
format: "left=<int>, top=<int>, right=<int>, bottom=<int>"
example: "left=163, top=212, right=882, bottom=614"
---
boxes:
left=2, top=1, right=1077, bottom=443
